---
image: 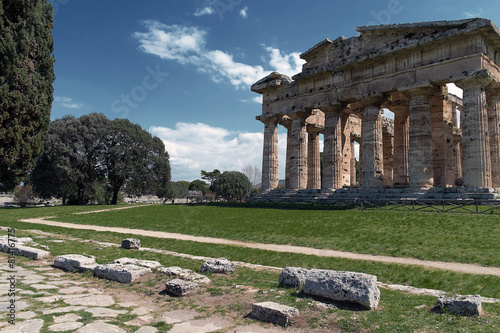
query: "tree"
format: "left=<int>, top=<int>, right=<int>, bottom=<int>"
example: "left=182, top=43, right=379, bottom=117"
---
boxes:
left=189, top=179, right=209, bottom=195
left=0, top=0, right=55, bottom=191
left=212, top=171, right=252, bottom=202
left=13, top=184, right=37, bottom=207
left=164, top=181, right=188, bottom=204
left=241, top=165, right=261, bottom=188
left=201, top=169, right=220, bottom=189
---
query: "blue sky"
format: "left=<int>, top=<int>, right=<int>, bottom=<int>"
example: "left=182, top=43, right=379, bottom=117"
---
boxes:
left=50, top=0, right=500, bottom=181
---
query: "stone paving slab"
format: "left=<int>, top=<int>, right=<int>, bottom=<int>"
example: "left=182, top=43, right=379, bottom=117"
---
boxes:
left=0, top=319, right=44, bottom=333
left=48, top=322, right=84, bottom=332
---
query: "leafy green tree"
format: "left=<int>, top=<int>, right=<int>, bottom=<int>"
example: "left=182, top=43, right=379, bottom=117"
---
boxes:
left=189, top=179, right=209, bottom=195
left=0, top=0, right=55, bottom=191
left=201, top=169, right=220, bottom=190
left=164, top=181, right=188, bottom=204
left=212, top=171, right=252, bottom=202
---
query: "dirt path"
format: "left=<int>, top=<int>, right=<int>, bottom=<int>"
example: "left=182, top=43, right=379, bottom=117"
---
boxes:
left=17, top=209, right=500, bottom=277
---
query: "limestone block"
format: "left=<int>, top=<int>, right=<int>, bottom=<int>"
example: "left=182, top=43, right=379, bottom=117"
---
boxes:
left=436, top=295, right=482, bottom=316
left=251, top=301, right=299, bottom=326
left=93, top=264, right=151, bottom=283
left=200, top=258, right=235, bottom=275
left=111, top=257, right=162, bottom=269
left=158, top=266, right=211, bottom=284
left=303, top=269, right=380, bottom=309
left=165, top=279, right=198, bottom=296
left=54, top=254, right=97, bottom=272
left=0, top=242, right=50, bottom=260
left=278, top=267, right=309, bottom=289
left=121, top=238, right=141, bottom=249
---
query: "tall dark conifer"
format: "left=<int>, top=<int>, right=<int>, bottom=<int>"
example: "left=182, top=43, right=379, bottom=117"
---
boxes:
left=0, top=0, right=55, bottom=190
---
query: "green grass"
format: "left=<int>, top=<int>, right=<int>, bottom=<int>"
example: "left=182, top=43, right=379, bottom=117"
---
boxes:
left=39, top=203, right=500, bottom=267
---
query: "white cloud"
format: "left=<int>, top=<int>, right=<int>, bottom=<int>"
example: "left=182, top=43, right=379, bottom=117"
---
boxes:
left=252, top=96, right=263, bottom=104
left=150, top=122, right=288, bottom=181
left=194, top=6, right=215, bottom=17
left=240, top=6, right=248, bottom=19
left=463, top=8, right=483, bottom=18
left=133, top=21, right=304, bottom=89
left=54, top=96, right=83, bottom=109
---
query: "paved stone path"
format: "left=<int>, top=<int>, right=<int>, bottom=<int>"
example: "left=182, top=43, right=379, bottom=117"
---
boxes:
left=18, top=216, right=500, bottom=277
left=0, top=254, right=301, bottom=333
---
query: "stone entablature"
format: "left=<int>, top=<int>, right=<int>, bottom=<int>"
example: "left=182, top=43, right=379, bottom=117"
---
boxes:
left=252, top=18, right=500, bottom=193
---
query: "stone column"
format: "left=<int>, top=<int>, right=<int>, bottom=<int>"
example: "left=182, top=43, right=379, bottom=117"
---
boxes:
left=487, top=84, right=500, bottom=188
left=321, top=105, right=344, bottom=190
left=280, top=116, right=292, bottom=189
left=401, top=86, right=438, bottom=188
left=259, top=115, right=280, bottom=193
left=307, top=127, right=321, bottom=189
left=392, top=105, right=409, bottom=186
left=359, top=96, right=386, bottom=188
left=455, top=75, right=493, bottom=188
left=289, top=111, right=310, bottom=190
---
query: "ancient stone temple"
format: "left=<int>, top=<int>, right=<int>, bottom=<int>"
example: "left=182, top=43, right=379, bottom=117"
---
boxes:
left=251, top=18, right=500, bottom=200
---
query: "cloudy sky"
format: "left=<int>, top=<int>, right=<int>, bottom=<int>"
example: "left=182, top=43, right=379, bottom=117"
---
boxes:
left=51, top=0, right=500, bottom=181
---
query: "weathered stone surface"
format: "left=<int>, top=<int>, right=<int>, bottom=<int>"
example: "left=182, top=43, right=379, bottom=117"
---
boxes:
left=74, top=322, right=126, bottom=333
left=110, top=257, right=161, bottom=269
left=165, top=279, right=198, bottom=297
left=54, top=254, right=97, bottom=272
left=41, top=306, right=88, bottom=315
left=48, top=322, right=84, bottom=332
left=85, top=307, right=128, bottom=318
left=303, top=269, right=380, bottom=309
left=64, top=294, right=115, bottom=307
left=121, top=238, right=141, bottom=249
left=135, top=327, right=158, bottom=333
left=93, top=264, right=151, bottom=283
left=0, top=242, right=50, bottom=260
left=251, top=301, right=299, bottom=327
left=53, top=313, right=82, bottom=323
left=0, top=319, right=43, bottom=333
left=436, top=295, right=482, bottom=316
left=158, top=266, right=211, bottom=284
left=200, top=258, right=235, bottom=275
left=278, top=267, right=309, bottom=289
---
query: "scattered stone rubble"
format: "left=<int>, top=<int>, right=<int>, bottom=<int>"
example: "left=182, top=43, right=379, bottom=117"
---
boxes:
left=53, top=254, right=97, bottom=272
left=278, top=266, right=308, bottom=289
left=251, top=301, right=299, bottom=326
left=200, top=257, right=235, bottom=274
left=157, top=266, right=211, bottom=284
left=165, top=279, right=199, bottom=297
left=0, top=236, right=50, bottom=260
left=110, top=257, right=162, bottom=269
left=93, top=263, right=152, bottom=284
left=121, top=238, right=141, bottom=249
left=435, top=295, right=483, bottom=316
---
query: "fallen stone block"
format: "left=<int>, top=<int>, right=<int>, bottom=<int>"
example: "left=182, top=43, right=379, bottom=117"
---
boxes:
left=279, top=267, right=309, bottom=289
left=158, top=266, right=211, bottom=284
left=436, top=295, right=482, bottom=316
left=93, top=264, right=151, bottom=283
left=0, top=242, right=50, bottom=260
left=54, top=254, right=97, bottom=272
left=111, top=257, right=162, bottom=269
left=251, top=301, right=299, bottom=326
left=121, top=238, right=141, bottom=249
left=165, top=279, right=198, bottom=296
left=303, top=269, right=380, bottom=309
left=0, top=236, right=33, bottom=245
left=200, top=258, right=235, bottom=275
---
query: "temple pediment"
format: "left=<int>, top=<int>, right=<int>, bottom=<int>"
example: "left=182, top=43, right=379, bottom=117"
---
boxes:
left=251, top=72, right=292, bottom=93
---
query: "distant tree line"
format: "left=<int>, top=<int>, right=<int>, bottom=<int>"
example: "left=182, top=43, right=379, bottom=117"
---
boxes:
left=31, top=113, right=171, bottom=205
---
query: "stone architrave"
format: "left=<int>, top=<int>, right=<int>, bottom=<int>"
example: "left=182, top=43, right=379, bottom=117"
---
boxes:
left=288, top=110, right=311, bottom=190
left=401, top=85, right=439, bottom=188
left=486, top=84, right=500, bottom=188
left=358, top=96, right=386, bottom=188
left=321, top=105, right=344, bottom=190
left=455, top=71, right=494, bottom=188
left=259, top=115, right=280, bottom=192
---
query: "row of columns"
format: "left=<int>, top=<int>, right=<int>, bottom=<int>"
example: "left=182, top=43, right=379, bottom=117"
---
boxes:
left=260, top=76, right=500, bottom=192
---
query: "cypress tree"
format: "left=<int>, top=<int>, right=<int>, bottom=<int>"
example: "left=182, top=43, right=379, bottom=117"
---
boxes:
left=0, top=0, right=55, bottom=191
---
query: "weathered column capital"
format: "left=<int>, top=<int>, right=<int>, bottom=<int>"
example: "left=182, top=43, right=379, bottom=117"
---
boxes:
left=279, top=115, right=292, bottom=129
left=257, top=114, right=281, bottom=125
left=452, top=69, right=495, bottom=90
left=356, top=93, right=387, bottom=108
left=486, top=82, right=500, bottom=99
left=287, top=109, right=312, bottom=120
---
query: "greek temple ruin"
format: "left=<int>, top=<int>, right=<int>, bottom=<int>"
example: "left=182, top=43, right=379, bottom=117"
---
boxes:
left=251, top=18, right=500, bottom=200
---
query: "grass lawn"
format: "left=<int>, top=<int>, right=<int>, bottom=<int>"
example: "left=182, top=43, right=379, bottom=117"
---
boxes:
left=42, top=203, right=500, bottom=267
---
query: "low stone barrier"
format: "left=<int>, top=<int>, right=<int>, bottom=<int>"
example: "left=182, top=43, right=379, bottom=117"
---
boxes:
left=54, top=254, right=97, bottom=272
left=200, top=258, right=235, bottom=275
left=0, top=242, right=50, bottom=260
left=93, top=264, right=152, bottom=283
left=303, top=269, right=380, bottom=309
left=251, top=302, right=299, bottom=326
left=165, top=279, right=198, bottom=296
left=435, top=295, right=482, bottom=316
